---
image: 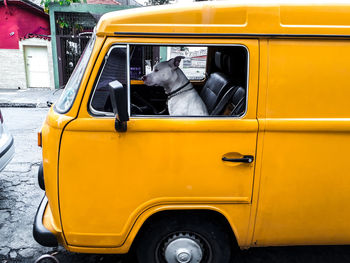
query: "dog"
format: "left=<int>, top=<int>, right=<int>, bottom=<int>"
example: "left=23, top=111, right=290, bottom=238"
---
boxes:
left=142, top=56, right=208, bottom=116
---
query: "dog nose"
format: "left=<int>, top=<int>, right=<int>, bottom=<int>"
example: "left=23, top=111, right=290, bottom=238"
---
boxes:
left=141, top=75, right=147, bottom=81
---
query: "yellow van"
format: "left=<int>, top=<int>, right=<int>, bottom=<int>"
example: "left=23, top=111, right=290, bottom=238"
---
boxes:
left=33, top=2, right=350, bottom=262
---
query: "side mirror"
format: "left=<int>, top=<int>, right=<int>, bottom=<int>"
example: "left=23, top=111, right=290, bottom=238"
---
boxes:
left=109, top=80, right=129, bottom=132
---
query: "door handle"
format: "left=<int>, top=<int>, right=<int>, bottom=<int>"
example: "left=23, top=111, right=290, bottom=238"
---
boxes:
left=222, top=155, right=254, bottom=163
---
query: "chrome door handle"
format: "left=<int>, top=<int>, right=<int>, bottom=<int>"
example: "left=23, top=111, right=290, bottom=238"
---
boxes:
left=222, top=155, right=254, bottom=163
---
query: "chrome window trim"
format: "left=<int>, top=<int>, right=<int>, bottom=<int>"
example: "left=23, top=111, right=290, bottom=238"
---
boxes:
left=127, top=44, right=131, bottom=116
left=89, top=43, right=250, bottom=120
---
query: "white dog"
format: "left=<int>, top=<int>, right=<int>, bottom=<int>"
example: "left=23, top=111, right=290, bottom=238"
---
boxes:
left=142, top=56, right=208, bottom=116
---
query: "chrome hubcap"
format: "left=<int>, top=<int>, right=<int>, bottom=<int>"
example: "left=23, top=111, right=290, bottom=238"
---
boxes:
left=164, top=234, right=203, bottom=263
left=176, top=248, right=191, bottom=262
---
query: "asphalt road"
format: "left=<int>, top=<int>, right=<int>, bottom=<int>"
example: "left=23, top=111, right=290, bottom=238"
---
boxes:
left=0, top=107, right=350, bottom=263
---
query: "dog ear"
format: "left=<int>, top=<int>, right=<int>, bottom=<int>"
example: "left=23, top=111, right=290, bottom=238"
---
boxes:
left=168, top=56, right=185, bottom=69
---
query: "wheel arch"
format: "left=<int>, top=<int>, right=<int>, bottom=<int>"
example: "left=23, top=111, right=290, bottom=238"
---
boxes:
left=124, top=205, right=240, bottom=253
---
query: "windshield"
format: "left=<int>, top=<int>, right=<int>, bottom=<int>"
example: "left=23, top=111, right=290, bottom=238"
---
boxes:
left=54, top=34, right=96, bottom=114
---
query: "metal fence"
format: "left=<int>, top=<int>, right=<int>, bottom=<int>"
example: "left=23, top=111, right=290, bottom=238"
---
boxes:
left=57, top=36, right=91, bottom=85
left=55, top=12, right=95, bottom=87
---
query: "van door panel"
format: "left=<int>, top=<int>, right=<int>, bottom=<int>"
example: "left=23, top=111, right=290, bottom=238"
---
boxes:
left=60, top=119, right=258, bottom=246
left=59, top=39, right=259, bottom=247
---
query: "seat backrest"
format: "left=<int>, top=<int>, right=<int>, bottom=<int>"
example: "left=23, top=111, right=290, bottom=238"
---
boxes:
left=230, top=87, right=246, bottom=116
left=210, top=85, right=239, bottom=115
left=219, top=86, right=245, bottom=116
left=200, top=52, right=233, bottom=114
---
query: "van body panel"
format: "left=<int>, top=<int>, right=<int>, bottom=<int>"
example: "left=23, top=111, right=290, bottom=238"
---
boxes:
left=40, top=36, right=104, bottom=244
left=97, top=2, right=350, bottom=37
left=265, top=40, right=350, bottom=118
left=120, top=204, right=252, bottom=250
left=59, top=120, right=257, bottom=247
left=255, top=129, right=350, bottom=245
left=65, top=204, right=252, bottom=253
left=41, top=108, right=74, bottom=237
left=246, top=39, right=269, bottom=247
left=253, top=39, right=350, bottom=245
left=58, top=38, right=259, bottom=247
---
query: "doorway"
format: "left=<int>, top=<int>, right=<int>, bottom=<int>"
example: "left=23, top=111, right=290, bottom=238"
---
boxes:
left=24, top=46, right=50, bottom=88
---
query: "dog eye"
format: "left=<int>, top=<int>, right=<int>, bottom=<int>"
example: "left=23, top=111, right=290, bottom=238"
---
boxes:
left=154, top=69, right=159, bottom=72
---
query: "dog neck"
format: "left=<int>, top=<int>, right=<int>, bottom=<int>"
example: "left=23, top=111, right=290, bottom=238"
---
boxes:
left=167, top=81, right=191, bottom=96
left=164, top=68, right=190, bottom=94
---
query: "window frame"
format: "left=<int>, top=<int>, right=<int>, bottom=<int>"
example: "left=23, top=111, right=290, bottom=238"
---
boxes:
left=88, top=43, right=250, bottom=119
left=89, top=44, right=129, bottom=117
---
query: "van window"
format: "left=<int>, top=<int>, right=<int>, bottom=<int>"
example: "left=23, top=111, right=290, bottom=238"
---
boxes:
left=55, top=34, right=95, bottom=114
left=90, top=44, right=248, bottom=117
left=90, top=45, right=127, bottom=115
left=130, top=46, right=207, bottom=81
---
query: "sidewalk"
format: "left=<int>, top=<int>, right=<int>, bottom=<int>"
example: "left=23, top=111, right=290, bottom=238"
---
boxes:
left=0, top=88, right=63, bottom=108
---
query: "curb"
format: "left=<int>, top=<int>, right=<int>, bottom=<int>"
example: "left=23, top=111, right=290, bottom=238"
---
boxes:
left=0, top=103, right=49, bottom=108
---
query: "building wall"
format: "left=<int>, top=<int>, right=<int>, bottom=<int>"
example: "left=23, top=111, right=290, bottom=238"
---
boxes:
left=0, top=49, right=27, bottom=89
left=0, top=4, right=50, bottom=49
left=0, top=3, right=52, bottom=89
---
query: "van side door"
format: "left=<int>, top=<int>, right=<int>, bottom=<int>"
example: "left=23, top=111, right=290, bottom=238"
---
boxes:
left=254, top=39, right=350, bottom=245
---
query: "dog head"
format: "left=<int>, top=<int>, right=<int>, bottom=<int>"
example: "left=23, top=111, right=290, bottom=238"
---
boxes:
left=142, top=56, right=185, bottom=87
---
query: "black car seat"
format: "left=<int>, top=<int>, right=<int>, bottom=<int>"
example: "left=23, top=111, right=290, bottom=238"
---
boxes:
left=199, top=51, right=234, bottom=114
left=213, top=86, right=246, bottom=116
left=229, top=87, right=246, bottom=116
left=209, top=51, right=247, bottom=116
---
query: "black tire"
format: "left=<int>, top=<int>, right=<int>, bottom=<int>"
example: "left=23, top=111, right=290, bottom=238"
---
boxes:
left=135, top=213, right=232, bottom=263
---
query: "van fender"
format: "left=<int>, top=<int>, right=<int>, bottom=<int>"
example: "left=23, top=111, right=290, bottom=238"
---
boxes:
left=122, top=204, right=241, bottom=253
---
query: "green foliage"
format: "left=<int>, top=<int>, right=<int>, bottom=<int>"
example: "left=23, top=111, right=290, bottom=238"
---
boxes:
left=41, top=0, right=83, bottom=12
left=147, top=0, right=169, bottom=5
left=55, top=17, right=85, bottom=34
left=57, top=17, right=69, bottom=29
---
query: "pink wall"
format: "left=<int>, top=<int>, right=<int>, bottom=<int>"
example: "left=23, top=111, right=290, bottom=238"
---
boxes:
left=0, top=3, right=50, bottom=49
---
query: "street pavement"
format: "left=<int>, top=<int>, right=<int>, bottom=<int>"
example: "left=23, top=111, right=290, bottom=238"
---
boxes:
left=0, top=89, right=62, bottom=108
left=0, top=102, right=350, bottom=262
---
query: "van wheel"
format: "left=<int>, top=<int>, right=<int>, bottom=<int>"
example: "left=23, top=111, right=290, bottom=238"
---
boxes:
left=135, top=214, right=232, bottom=263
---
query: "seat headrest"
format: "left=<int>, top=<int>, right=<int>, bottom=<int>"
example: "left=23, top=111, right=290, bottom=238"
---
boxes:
left=216, top=51, right=240, bottom=75
left=222, top=54, right=232, bottom=75
left=222, top=50, right=246, bottom=82
left=214, top=51, right=223, bottom=70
